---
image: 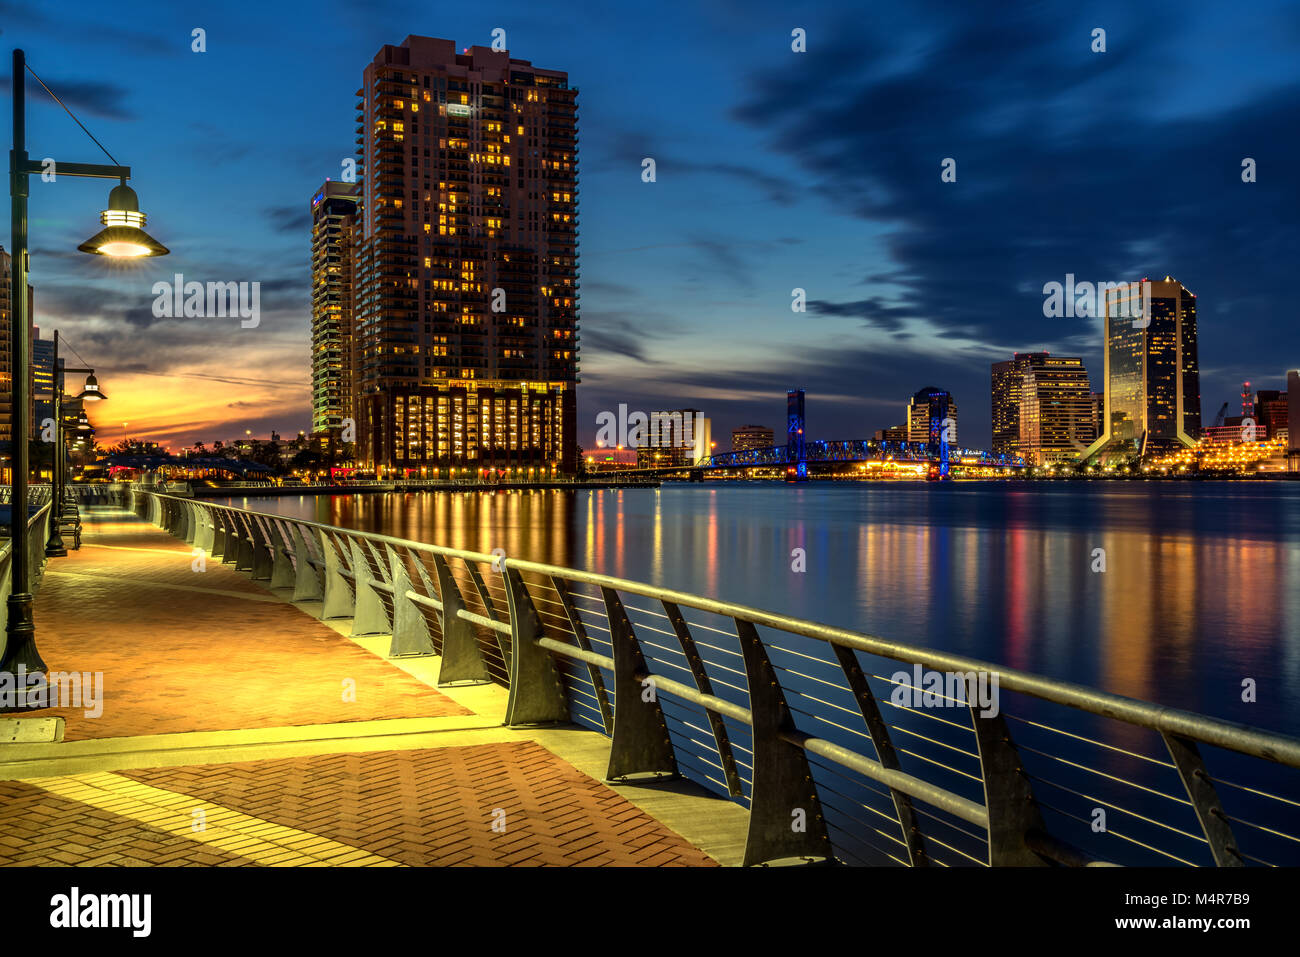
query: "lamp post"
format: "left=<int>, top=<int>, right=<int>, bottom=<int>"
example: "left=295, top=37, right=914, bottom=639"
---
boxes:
left=3, top=49, right=167, bottom=699
left=44, top=330, right=106, bottom=557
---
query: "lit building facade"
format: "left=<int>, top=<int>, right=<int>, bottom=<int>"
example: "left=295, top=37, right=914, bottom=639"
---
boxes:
left=0, top=246, right=34, bottom=446
left=349, top=37, right=579, bottom=474
left=635, top=410, right=708, bottom=468
left=991, top=352, right=1049, bottom=456
left=1085, top=277, right=1201, bottom=461
left=310, top=181, right=360, bottom=434
left=1017, top=356, right=1094, bottom=465
left=731, top=424, right=773, bottom=452
left=906, top=387, right=957, bottom=446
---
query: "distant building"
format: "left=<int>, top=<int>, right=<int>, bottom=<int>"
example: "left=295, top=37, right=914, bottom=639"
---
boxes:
left=731, top=424, right=773, bottom=452
left=33, top=328, right=56, bottom=429
left=1255, top=389, right=1288, bottom=445
left=635, top=410, right=708, bottom=468
left=310, top=180, right=360, bottom=435
left=991, top=353, right=1050, bottom=455
left=0, top=245, right=34, bottom=446
left=1289, top=371, right=1300, bottom=469
left=1091, top=392, right=1104, bottom=441
left=874, top=424, right=907, bottom=443
left=1017, top=356, right=1093, bottom=465
left=1085, top=277, right=1201, bottom=461
left=906, top=387, right=957, bottom=446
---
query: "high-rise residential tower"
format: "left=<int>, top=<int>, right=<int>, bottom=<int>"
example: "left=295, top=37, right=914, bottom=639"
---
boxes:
left=310, top=181, right=360, bottom=435
left=347, top=36, right=579, bottom=474
left=1084, top=277, right=1201, bottom=461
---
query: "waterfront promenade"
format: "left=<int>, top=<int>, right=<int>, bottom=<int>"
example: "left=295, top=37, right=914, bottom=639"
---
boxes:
left=0, top=506, right=746, bottom=866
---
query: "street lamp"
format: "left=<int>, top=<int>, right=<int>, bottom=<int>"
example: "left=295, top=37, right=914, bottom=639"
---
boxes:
left=4, top=49, right=167, bottom=705
left=44, top=330, right=107, bottom=558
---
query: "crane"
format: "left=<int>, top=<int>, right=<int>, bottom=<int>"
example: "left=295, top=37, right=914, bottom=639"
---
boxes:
left=1212, top=402, right=1229, bottom=428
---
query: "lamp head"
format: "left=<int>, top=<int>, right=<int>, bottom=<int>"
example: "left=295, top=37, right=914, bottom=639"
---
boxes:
left=78, top=182, right=169, bottom=258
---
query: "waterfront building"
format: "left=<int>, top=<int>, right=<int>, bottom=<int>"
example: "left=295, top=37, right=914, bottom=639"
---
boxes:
left=906, top=387, right=957, bottom=445
left=731, top=424, right=773, bottom=452
left=873, top=423, right=907, bottom=443
left=33, top=327, right=56, bottom=430
left=0, top=246, right=34, bottom=447
left=1084, top=277, right=1201, bottom=461
left=635, top=410, right=708, bottom=468
left=991, top=352, right=1049, bottom=455
left=1289, top=370, right=1300, bottom=470
left=343, top=36, right=579, bottom=475
left=1017, top=356, right=1094, bottom=465
left=309, top=181, right=360, bottom=435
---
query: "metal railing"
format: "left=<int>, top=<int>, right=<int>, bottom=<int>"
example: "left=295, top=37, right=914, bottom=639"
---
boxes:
left=130, top=489, right=1300, bottom=867
left=0, top=499, right=56, bottom=649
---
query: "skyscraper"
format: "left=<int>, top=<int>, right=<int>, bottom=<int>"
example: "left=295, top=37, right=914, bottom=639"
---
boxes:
left=731, top=424, right=774, bottom=452
left=309, top=181, right=360, bottom=436
left=991, top=352, right=1049, bottom=455
left=1017, top=357, right=1094, bottom=465
left=347, top=37, right=579, bottom=474
left=1084, top=277, right=1201, bottom=461
left=906, top=387, right=957, bottom=445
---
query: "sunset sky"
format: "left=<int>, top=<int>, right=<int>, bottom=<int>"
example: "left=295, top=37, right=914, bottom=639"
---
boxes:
left=2, top=0, right=1297, bottom=451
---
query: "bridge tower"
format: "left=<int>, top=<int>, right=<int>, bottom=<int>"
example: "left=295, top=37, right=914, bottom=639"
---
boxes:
left=786, top=389, right=807, bottom=482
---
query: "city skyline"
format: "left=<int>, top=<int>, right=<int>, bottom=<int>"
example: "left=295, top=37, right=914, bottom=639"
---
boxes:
left=0, top=1, right=1297, bottom=451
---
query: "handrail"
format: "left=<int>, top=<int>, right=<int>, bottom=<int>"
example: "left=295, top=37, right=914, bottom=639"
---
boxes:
left=128, top=488, right=1300, bottom=868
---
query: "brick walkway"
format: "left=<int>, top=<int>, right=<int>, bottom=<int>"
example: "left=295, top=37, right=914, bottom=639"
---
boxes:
left=0, top=505, right=726, bottom=867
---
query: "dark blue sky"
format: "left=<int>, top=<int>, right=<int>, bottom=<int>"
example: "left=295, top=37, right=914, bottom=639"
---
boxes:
left=2, top=0, right=1297, bottom=449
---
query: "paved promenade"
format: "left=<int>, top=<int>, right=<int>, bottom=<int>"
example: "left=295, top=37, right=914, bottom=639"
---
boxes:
left=0, top=505, right=747, bottom=867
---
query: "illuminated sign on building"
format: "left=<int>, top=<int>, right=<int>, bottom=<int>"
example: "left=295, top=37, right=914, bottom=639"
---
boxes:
left=446, top=103, right=472, bottom=117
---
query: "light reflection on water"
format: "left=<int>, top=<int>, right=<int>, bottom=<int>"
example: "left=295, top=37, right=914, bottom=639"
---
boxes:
left=237, top=481, right=1300, bottom=736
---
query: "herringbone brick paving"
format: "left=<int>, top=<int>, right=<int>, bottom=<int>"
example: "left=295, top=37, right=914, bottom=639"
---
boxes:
left=120, top=744, right=718, bottom=866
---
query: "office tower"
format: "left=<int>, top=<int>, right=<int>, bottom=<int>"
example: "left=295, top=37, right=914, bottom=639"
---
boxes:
left=1084, top=277, right=1201, bottom=461
left=1017, top=356, right=1093, bottom=465
left=873, top=424, right=907, bottom=443
left=310, top=181, right=360, bottom=435
left=991, top=352, right=1049, bottom=455
left=906, top=387, right=957, bottom=445
left=1091, top=392, right=1104, bottom=441
left=731, top=424, right=773, bottom=452
left=349, top=36, right=578, bottom=474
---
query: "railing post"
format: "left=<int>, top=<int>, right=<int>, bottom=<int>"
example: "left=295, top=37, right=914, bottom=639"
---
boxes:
left=194, top=504, right=215, bottom=554
left=970, top=693, right=1051, bottom=866
left=348, top=539, right=391, bottom=637
left=290, top=524, right=323, bottom=602
left=736, top=619, right=832, bottom=866
left=269, top=520, right=295, bottom=590
left=831, top=644, right=928, bottom=866
left=234, top=514, right=255, bottom=572
left=1162, top=733, right=1245, bottom=866
left=662, top=599, right=741, bottom=796
left=602, top=587, right=677, bottom=783
left=318, top=531, right=354, bottom=620
left=249, top=516, right=274, bottom=581
left=432, top=553, right=489, bottom=685
left=210, top=510, right=228, bottom=561
left=386, top=545, right=434, bottom=657
left=503, top=565, right=567, bottom=725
